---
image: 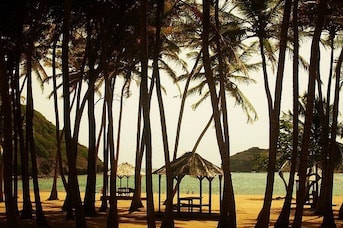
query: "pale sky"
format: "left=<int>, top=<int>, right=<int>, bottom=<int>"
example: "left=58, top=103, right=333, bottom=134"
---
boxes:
left=30, top=40, right=343, bottom=168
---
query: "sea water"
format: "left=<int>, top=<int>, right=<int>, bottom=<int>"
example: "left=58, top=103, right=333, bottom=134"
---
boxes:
left=35, top=172, right=343, bottom=197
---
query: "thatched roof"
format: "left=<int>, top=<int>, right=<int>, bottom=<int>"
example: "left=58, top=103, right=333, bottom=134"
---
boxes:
left=153, top=152, right=223, bottom=178
left=117, top=162, right=135, bottom=177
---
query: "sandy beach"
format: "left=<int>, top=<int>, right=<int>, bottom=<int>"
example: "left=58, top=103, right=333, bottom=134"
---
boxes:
left=0, top=191, right=342, bottom=227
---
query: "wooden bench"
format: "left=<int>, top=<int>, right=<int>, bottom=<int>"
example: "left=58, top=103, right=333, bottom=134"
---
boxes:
left=174, top=203, right=210, bottom=213
left=117, top=187, right=134, bottom=196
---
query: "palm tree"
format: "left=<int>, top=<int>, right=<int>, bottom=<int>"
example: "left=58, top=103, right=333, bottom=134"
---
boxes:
left=25, top=39, right=49, bottom=227
left=152, top=0, right=174, bottom=226
left=275, top=1, right=300, bottom=225
left=83, top=17, right=99, bottom=217
left=62, top=0, right=86, bottom=226
left=312, top=0, right=343, bottom=216
left=254, top=0, right=292, bottom=226
left=202, top=0, right=236, bottom=226
left=47, top=34, right=67, bottom=201
left=0, top=37, right=17, bottom=228
left=293, top=0, right=328, bottom=226
left=140, top=0, right=155, bottom=225
left=231, top=0, right=292, bottom=226
left=320, top=46, right=343, bottom=227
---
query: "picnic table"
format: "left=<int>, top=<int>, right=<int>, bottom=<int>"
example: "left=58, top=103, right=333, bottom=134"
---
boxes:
left=176, top=196, right=210, bottom=213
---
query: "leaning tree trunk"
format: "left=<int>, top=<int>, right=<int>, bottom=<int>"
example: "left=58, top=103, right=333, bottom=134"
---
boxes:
left=320, top=46, right=343, bottom=228
left=0, top=151, right=3, bottom=202
left=214, top=0, right=237, bottom=226
left=140, top=0, right=155, bottom=226
left=0, top=39, right=17, bottom=227
left=106, top=75, right=119, bottom=228
left=202, top=0, right=236, bottom=226
left=292, top=1, right=327, bottom=226
left=275, top=0, right=299, bottom=226
left=130, top=52, right=156, bottom=213
left=26, top=41, right=49, bottom=227
left=12, top=54, right=33, bottom=219
left=84, top=56, right=97, bottom=217
left=100, top=78, right=108, bottom=212
left=129, top=95, right=145, bottom=213
left=152, top=0, right=174, bottom=227
left=62, top=0, right=87, bottom=226
left=255, top=0, right=292, bottom=226
left=315, top=25, right=336, bottom=216
left=48, top=37, right=60, bottom=201
left=173, top=52, right=201, bottom=160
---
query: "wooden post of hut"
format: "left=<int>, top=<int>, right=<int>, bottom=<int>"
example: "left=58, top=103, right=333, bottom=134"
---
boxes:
left=158, top=174, right=161, bottom=212
left=208, top=176, right=214, bottom=215
left=198, top=176, right=204, bottom=213
left=219, top=175, right=222, bottom=208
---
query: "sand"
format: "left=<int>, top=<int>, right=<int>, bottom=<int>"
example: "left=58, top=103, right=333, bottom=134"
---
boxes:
left=0, top=191, right=342, bottom=227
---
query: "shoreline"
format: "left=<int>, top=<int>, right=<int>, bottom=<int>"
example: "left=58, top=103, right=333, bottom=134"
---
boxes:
left=0, top=191, right=342, bottom=227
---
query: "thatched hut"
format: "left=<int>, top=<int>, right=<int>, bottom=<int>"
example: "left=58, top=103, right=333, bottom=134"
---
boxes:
left=153, top=152, right=223, bottom=214
left=117, top=162, right=135, bottom=188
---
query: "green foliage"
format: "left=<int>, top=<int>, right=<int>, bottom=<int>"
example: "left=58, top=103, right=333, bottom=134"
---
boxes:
left=17, top=106, right=103, bottom=176
left=230, top=147, right=269, bottom=172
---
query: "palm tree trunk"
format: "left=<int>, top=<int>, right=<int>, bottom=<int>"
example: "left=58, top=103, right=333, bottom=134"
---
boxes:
left=153, top=1, right=174, bottom=226
left=292, top=1, right=327, bottom=226
left=315, top=25, right=336, bottom=215
left=202, top=0, right=236, bottom=226
left=0, top=38, right=17, bottom=228
left=173, top=51, right=201, bottom=160
left=10, top=77, right=18, bottom=213
left=106, top=75, right=119, bottom=228
left=275, top=0, right=299, bottom=226
left=140, top=0, right=155, bottom=226
left=62, top=0, right=87, bottom=226
left=115, top=78, right=129, bottom=165
left=256, top=0, right=292, bottom=226
left=320, top=46, right=343, bottom=227
left=215, top=1, right=236, bottom=226
left=100, top=79, right=108, bottom=212
left=84, top=45, right=97, bottom=216
left=12, top=55, right=33, bottom=219
left=26, top=41, right=49, bottom=227
left=0, top=153, right=3, bottom=202
left=48, top=37, right=60, bottom=201
left=129, top=99, right=145, bottom=212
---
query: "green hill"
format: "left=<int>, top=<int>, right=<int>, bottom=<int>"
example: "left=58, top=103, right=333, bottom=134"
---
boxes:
left=230, top=147, right=269, bottom=172
left=230, top=146, right=343, bottom=172
left=26, top=107, right=103, bottom=176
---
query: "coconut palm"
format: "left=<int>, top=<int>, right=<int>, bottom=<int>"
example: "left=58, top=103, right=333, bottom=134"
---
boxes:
left=293, top=0, right=328, bottom=226
left=140, top=0, right=155, bottom=226
left=0, top=38, right=18, bottom=228
left=61, top=0, right=87, bottom=226
left=275, top=1, right=301, bottom=226
left=232, top=0, right=293, bottom=226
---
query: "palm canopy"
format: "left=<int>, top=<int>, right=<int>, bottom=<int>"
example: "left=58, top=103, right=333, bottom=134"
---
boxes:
left=153, top=152, right=223, bottom=178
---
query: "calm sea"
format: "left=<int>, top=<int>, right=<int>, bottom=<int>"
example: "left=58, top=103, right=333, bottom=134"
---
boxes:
left=35, top=172, right=343, bottom=196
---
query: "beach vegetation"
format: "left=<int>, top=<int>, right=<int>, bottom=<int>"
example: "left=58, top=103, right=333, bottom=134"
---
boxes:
left=0, top=0, right=342, bottom=227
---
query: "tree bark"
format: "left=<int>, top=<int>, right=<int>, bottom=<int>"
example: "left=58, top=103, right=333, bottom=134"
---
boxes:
left=26, top=41, right=49, bottom=227
left=320, top=46, right=343, bottom=228
left=0, top=38, right=17, bottom=228
left=275, top=0, right=299, bottom=226
left=292, top=0, right=327, bottom=226
left=48, top=37, right=60, bottom=201
left=62, top=0, right=87, bottom=226
left=140, top=0, right=156, bottom=226
left=256, top=0, right=292, bottom=226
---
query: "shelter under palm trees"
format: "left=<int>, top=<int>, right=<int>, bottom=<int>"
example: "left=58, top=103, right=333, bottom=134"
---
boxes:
left=153, top=152, right=223, bottom=215
left=116, top=162, right=136, bottom=196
